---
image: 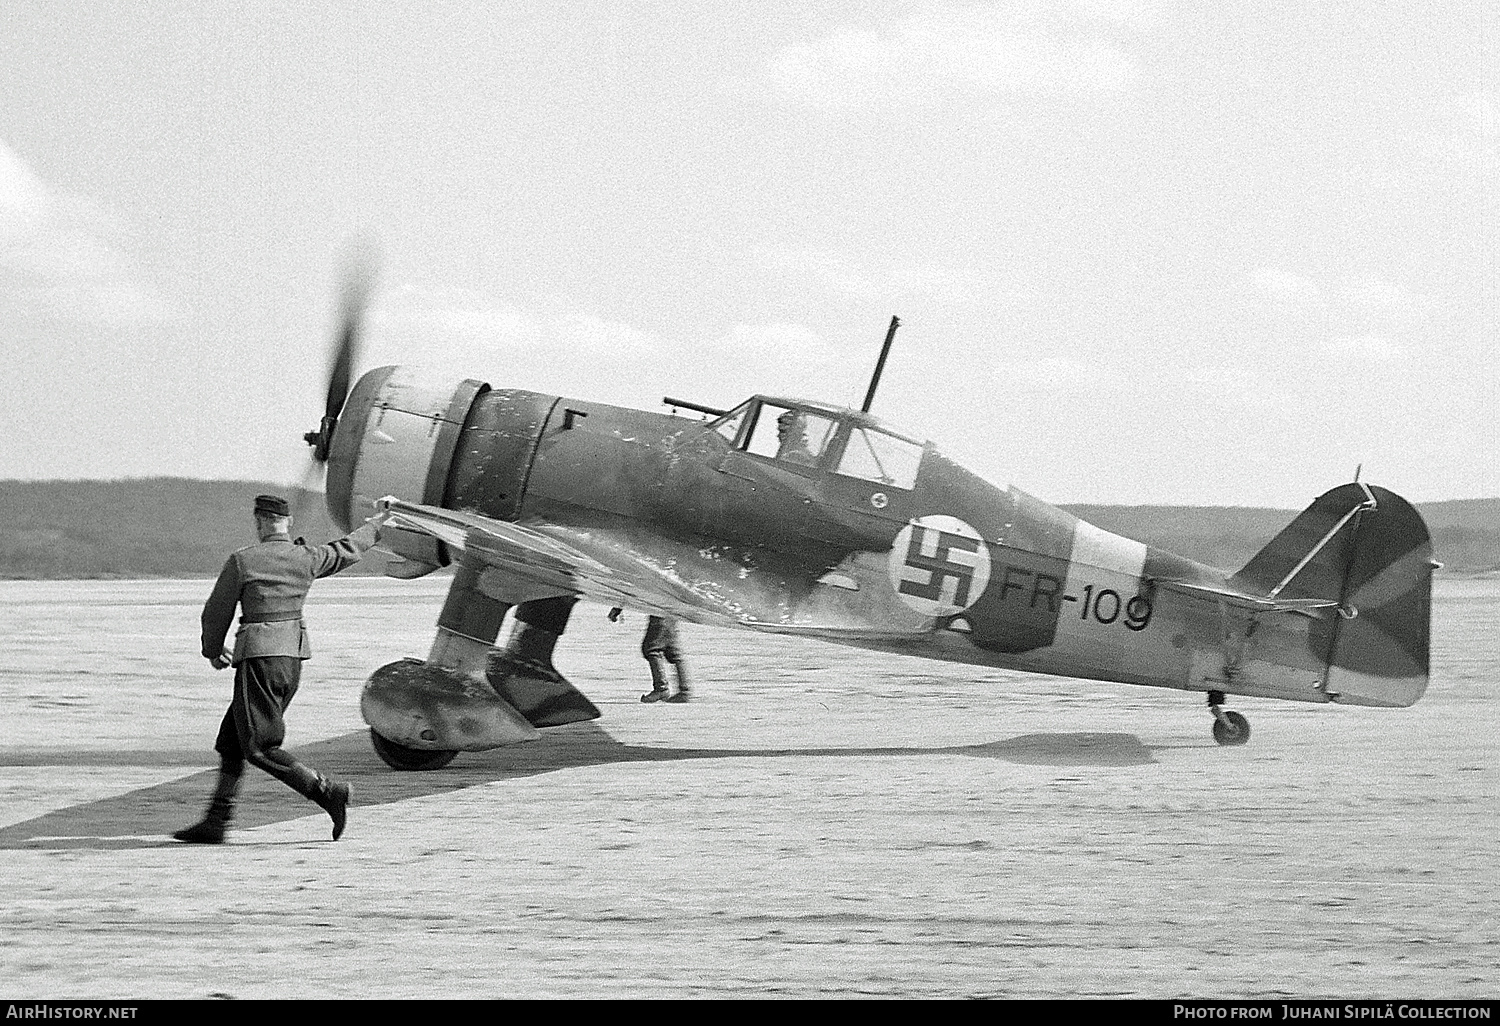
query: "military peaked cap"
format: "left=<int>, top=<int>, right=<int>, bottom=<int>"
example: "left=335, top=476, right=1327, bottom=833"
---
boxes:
left=254, top=494, right=291, bottom=517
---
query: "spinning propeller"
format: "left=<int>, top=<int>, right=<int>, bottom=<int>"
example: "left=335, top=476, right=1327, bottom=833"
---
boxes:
left=292, top=240, right=381, bottom=525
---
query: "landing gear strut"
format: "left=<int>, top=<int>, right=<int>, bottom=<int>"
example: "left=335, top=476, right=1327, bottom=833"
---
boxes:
left=1207, top=690, right=1250, bottom=746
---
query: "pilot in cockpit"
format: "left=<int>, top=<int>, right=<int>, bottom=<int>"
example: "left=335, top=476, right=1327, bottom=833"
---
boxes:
left=775, top=409, right=817, bottom=466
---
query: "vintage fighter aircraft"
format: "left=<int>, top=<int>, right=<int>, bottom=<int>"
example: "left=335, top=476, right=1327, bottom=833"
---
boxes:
left=298, top=267, right=1434, bottom=770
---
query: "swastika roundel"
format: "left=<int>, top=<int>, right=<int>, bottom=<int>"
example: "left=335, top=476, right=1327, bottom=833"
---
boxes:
left=887, top=515, right=992, bottom=617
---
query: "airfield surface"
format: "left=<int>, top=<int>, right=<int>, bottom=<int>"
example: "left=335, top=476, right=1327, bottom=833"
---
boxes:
left=0, top=578, right=1495, bottom=999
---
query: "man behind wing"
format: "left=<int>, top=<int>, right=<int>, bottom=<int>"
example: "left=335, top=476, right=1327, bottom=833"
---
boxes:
left=175, top=494, right=384, bottom=844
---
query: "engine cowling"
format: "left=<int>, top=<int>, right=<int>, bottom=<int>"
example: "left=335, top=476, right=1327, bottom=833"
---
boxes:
left=325, top=365, right=560, bottom=577
left=324, top=366, right=485, bottom=575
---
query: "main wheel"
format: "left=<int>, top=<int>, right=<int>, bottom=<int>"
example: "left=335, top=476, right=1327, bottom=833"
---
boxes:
left=1212, top=710, right=1251, bottom=747
left=369, top=728, right=459, bottom=770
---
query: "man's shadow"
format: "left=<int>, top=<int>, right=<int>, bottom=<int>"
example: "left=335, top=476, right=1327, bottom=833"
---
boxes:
left=0, top=724, right=1156, bottom=849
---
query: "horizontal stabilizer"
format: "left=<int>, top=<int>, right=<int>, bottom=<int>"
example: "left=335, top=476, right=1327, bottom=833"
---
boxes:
left=1152, top=578, right=1342, bottom=616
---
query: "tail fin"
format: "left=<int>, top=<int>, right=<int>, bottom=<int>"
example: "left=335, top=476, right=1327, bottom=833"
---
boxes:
left=1232, top=483, right=1433, bottom=707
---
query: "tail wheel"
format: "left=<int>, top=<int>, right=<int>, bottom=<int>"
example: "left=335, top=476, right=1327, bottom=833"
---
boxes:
left=369, top=728, right=458, bottom=770
left=1212, top=711, right=1251, bottom=747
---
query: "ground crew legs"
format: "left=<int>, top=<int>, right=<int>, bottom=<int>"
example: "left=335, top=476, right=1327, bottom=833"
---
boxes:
left=639, top=615, right=690, bottom=704
left=175, top=656, right=350, bottom=843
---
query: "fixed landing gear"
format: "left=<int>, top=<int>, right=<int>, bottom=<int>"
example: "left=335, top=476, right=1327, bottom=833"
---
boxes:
left=1207, top=690, right=1250, bottom=746
left=369, top=729, right=459, bottom=771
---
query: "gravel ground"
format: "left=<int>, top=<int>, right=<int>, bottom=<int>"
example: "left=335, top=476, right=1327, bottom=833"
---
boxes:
left=0, top=578, right=1494, bottom=999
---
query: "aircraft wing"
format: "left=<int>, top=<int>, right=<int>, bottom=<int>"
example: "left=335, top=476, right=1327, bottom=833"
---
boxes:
left=382, top=501, right=611, bottom=578
left=378, top=497, right=936, bottom=638
left=380, top=498, right=685, bottom=615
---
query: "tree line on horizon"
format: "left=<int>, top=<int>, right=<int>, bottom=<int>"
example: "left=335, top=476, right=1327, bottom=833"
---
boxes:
left=0, top=478, right=1494, bottom=580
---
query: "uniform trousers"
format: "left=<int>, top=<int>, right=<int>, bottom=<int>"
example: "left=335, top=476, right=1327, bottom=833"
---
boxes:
left=213, top=655, right=319, bottom=795
left=641, top=616, right=682, bottom=663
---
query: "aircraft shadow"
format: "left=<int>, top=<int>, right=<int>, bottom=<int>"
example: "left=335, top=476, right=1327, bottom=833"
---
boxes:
left=0, top=724, right=1154, bottom=850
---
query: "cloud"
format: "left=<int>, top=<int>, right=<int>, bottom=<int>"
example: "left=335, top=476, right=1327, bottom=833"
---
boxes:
left=1247, top=266, right=1321, bottom=301
left=1333, top=275, right=1421, bottom=317
left=1323, top=335, right=1408, bottom=363
left=377, top=297, right=649, bottom=376
left=0, top=140, right=48, bottom=215
left=719, top=320, right=846, bottom=381
left=1172, top=364, right=1273, bottom=399
left=378, top=284, right=527, bottom=340
left=1427, top=88, right=1497, bottom=197
left=1070, top=0, right=1158, bottom=25
left=1247, top=268, right=1422, bottom=318
left=1238, top=267, right=1422, bottom=356
left=754, top=248, right=887, bottom=303
left=693, top=322, right=874, bottom=407
left=372, top=285, right=775, bottom=409
left=725, top=321, right=827, bottom=353
left=0, top=138, right=173, bottom=326
left=553, top=312, right=659, bottom=357
left=755, top=3, right=1140, bottom=110
left=991, top=355, right=1122, bottom=389
left=753, top=245, right=1029, bottom=312
left=1451, top=88, right=1497, bottom=141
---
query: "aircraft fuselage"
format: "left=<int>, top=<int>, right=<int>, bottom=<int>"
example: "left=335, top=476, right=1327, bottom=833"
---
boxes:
left=328, top=368, right=1422, bottom=717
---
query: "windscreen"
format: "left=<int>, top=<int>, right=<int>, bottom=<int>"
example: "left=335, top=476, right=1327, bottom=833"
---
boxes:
left=835, top=425, right=923, bottom=489
left=745, top=404, right=839, bottom=467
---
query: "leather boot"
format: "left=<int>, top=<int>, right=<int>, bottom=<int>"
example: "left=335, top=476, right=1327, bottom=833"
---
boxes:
left=664, top=658, right=692, bottom=703
left=308, top=773, right=352, bottom=841
left=641, top=653, right=671, bottom=702
left=173, top=768, right=240, bottom=844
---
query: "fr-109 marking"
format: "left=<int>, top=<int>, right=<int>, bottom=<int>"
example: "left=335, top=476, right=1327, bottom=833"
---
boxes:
left=992, top=565, right=1154, bottom=631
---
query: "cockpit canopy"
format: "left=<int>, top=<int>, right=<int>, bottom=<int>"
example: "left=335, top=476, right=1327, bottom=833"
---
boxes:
left=708, top=397, right=927, bottom=490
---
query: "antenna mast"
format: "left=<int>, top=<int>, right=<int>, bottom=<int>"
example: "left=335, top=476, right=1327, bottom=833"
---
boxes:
left=861, top=315, right=901, bottom=414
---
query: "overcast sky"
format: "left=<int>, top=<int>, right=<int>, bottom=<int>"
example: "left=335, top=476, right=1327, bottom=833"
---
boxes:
left=1, top=2, right=1493, bottom=506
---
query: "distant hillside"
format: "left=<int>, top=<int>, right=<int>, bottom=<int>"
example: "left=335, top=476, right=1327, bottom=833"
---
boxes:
left=0, top=478, right=380, bottom=579
left=1062, top=501, right=1500, bottom=576
left=0, top=478, right=1495, bottom=579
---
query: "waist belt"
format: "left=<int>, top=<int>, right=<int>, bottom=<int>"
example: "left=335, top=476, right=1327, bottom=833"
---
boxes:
left=240, top=612, right=304, bottom=625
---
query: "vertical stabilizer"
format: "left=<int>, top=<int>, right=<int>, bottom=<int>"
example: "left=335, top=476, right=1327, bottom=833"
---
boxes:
left=1232, top=484, right=1433, bottom=707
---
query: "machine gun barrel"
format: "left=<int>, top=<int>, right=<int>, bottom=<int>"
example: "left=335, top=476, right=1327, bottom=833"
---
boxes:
left=663, top=396, right=728, bottom=417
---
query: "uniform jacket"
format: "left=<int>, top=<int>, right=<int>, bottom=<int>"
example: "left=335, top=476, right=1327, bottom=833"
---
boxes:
left=201, top=524, right=379, bottom=664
